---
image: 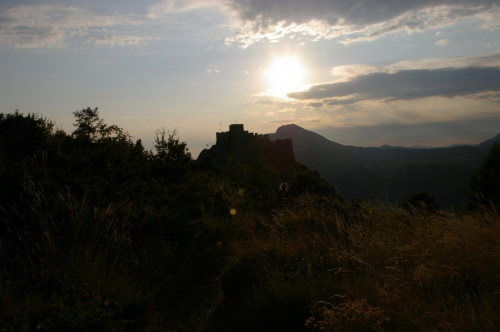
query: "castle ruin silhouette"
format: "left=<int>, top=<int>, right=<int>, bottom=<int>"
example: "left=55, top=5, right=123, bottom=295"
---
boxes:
left=198, top=124, right=296, bottom=168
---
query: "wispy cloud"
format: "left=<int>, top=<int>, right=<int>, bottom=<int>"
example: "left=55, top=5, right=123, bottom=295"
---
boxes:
left=0, top=4, right=144, bottom=48
left=146, top=0, right=224, bottom=19
left=87, top=34, right=157, bottom=47
left=223, top=0, right=499, bottom=47
left=205, top=64, right=220, bottom=74
left=436, top=38, right=451, bottom=46
left=385, top=52, right=500, bottom=71
left=3, top=1, right=496, bottom=49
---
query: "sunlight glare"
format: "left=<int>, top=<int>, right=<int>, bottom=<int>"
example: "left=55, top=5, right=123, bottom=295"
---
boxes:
left=265, top=56, right=307, bottom=98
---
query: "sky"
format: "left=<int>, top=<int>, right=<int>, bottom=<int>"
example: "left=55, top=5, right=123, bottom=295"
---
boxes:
left=1, top=0, right=499, bottom=156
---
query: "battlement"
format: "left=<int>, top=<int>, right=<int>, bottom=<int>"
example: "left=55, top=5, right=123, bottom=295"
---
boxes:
left=216, top=123, right=250, bottom=143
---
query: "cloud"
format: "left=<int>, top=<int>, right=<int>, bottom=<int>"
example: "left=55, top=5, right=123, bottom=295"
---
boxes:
left=435, top=38, right=451, bottom=46
left=228, top=0, right=431, bottom=26
left=330, top=65, right=379, bottom=82
left=277, top=108, right=296, bottom=114
left=224, top=0, right=499, bottom=46
left=0, top=4, right=143, bottom=48
left=4, top=1, right=496, bottom=49
left=289, top=66, right=500, bottom=104
left=87, top=34, right=157, bottom=47
left=289, top=53, right=500, bottom=105
left=385, top=52, right=500, bottom=72
left=205, top=65, right=220, bottom=74
left=147, top=0, right=223, bottom=19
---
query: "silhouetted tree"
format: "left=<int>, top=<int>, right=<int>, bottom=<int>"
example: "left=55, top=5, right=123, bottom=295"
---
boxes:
left=154, top=128, right=191, bottom=164
left=0, top=111, right=54, bottom=158
left=0, top=111, right=55, bottom=205
left=72, top=107, right=128, bottom=142
left=150, top=128, right=191, bottom=181
left=470, top=142, right=500, bottom=204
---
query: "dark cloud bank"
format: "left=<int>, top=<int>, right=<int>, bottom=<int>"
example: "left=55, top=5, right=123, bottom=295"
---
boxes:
left=228, top=0, right=497, bottom=27
left=289, top=67, right=500, bottom=104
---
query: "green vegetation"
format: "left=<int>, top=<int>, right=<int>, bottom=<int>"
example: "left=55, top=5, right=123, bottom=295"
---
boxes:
left=1, top=109, right=499, bottom=331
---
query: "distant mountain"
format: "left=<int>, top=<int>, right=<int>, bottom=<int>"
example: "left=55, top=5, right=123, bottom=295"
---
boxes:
left=448, top=143, right=475, bottom=148
left=270, top=124, right=499, bottom=206
left=380, top=145, right=408, bottom=149
left=268, top=124, right=348, bottom=165
left=477, top=133, right=500, bottom=148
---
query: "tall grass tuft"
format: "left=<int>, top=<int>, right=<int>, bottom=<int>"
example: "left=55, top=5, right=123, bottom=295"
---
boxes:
left=0, top=180, right=140, bottom=331
left=14, top=181, right=131, bottom=290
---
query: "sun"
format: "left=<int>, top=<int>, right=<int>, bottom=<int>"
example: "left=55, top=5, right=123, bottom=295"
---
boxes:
left=265, top=56, right=307, bottom=98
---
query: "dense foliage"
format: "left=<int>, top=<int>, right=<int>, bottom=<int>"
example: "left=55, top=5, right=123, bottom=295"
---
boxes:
left=0, top=109, right=499, bottom=331
left=470, top=142, right=500, bottom=204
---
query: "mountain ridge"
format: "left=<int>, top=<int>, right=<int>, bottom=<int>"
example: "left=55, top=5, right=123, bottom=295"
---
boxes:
left=478, top=133, right=500, bottom=147
left=269, top=124, right=499, bottom=205
left=272, top=123, right=498, bottom=150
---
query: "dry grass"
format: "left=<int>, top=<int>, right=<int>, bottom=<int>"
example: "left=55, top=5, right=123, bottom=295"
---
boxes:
left=2, top=184, right=499, bottom=331
left=216, top=194, right=500, bottom=331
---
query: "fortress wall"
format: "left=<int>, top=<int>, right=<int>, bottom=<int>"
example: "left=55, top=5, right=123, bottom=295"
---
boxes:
left=207, top=124, right=296, bottom=167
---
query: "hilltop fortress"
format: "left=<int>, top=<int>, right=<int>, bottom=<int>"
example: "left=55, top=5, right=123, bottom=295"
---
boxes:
left=197, top=124, right=296, bottom=168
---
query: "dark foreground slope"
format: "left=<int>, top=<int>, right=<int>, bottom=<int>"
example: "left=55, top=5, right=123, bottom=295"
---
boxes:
left=270, top=124, right=496, bottom=205
left=2, top=111, right=500, bottom=331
